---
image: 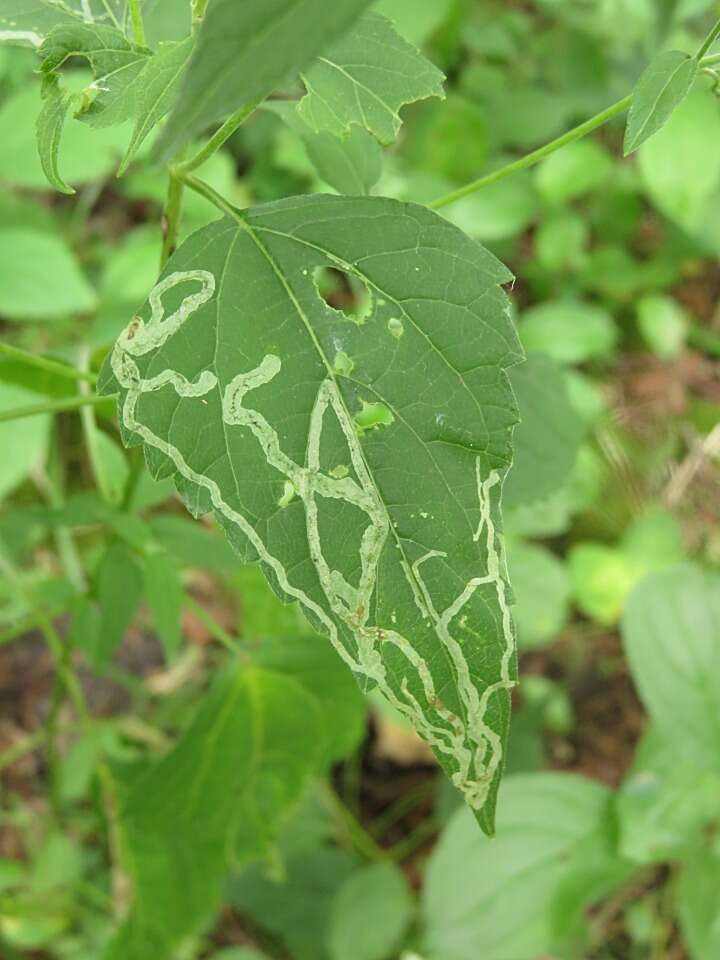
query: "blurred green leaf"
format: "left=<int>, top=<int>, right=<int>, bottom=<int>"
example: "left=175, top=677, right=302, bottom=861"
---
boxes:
left=623, top=564, right=720, bottom=771
left=678, top=843, right=720, bottom=959
left=519, top=300, right=618, bottom=364
left=93, top=541, right=143, bottom=668
left=0, top=228, right=96, bottom=320
left=297, top=12, right=444, bottom=144
left=639, top=88, right=720, bottom=237
left=536, top=140, right=612, bottom=204
left=507, top=541, right=570, bottom=649
left=35, top=74, right=74, bottom=194
left=0, top=383, right=50, bottom=501
left=372, top=0, right=453, bottom=44
left=423, top=772, right=621, bottom=960
left=535, top=210, right=588, bottom=272
left=143, top=549, right=184, bottom=662
left=327, top=861, right=412, bottom=960
left=636, top=293, right=688, bottom=358
left=505, top=355, right=585, bottom=508
left=624, top=50, right=697, bottom=155
left=109, top=666, right=322, bottom=959
left=230, top=848, right=358, bottom=960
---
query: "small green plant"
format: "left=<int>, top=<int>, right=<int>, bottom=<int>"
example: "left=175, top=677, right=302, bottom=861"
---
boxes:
left=1, top=2, right=720, bottom=958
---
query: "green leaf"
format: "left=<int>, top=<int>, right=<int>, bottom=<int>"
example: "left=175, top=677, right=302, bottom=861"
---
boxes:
left=0, top=382, right=51, bottom=501
left=636, top=293, right=688, bottom=358
left=624, top=50, right=698, bottom=155
left=622, top=564, right=720, bottom=770
left=230, top=848, right=358, bottom=960
left=158, top=0, right=373, bottom=161
left=94, top=541, right=143, bottom=669
left=519, top=299, right=618, bottom=364
left=118, top=38, right=193, bottom=175
left=507, top=541, right=570, bottom=649
left=535, top=140, right=611, bottom=204
left=372, top=0, right=453, bottom=44
left=505, top=355, right=585, bottom=509
left=108, top=666, right=322, bottom=958
left=617, top=726, right=720, bottom=864
left=639, top=89, right=720, bottom=237
left=422, top=772, right=620, bottom=960
left=252, top=633, right=367, bottom=765
left=327, top=861, right=413, bottom=960
left=297, top=12, right=445, bottom=144
left=100, top=193, right=522, bottom=833
left=0, top=0, right=96, bottom=46
left=39, top=22, right=150, bottom=129
left=0, top=228, right=97, bottom=319
left=265, top=100, right=382, bottom=195
left=143, top=548, right=184, bottom=662
left=35, top=74, right=75, bottom=194
left=678, top=843, right=720, bottom=959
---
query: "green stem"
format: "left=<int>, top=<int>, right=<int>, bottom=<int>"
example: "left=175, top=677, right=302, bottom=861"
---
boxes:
left=120, top=447, right=146, bottom=510
left=429, top=94, right=632, bottom=210
left=78, top=348, right=114, bottom=503
left=696, top=16, right=720, bottom=59
left=178, top=171, right=243, bottom=222
left=702, top=52, right=720, bottom=66
left=0, top=342, right=97, bottom=385
left=178, top=100, right=261, bottom=174
left=128, top=0, right=146, bottom=45
left=160, top=170, right=185, bottom=270
left=320, top=780, right=388, bottom=862
left=0, top=392, right=115, bottom=424
left=191, top=0, right=209, bottom=31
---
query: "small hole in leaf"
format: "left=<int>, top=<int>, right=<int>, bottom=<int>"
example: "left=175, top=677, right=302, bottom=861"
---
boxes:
left=354, top=400, right=394, bottom=435
left=313, top=266, right=372, bottom=324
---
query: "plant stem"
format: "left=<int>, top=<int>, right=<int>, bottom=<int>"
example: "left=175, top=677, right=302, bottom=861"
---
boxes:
left=429, top=94, right=632, bottom=210
left=320, top=780, right=388, bottom=862
left=0, top=342, right=97, bottom=385
left=178, top=100, right=261, bottom=174
left=78, top=348, right=114, bottom=503
left=160, top=169, right=185, bottom=269
left=191, top=0, right=209, bottom=31
left=696, top=16, right=720, bottom=59
left=0, top=392, right=115, bottom=424
left=702, top=52, right=720, bottom=66
left=178, top=171, right=244, bottom=222
left=128, top=0, right=146, bottom=45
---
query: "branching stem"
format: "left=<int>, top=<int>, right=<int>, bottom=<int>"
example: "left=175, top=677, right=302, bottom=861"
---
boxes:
left=178, top=100, right=261, bottom=174
left=178, top=170, right=244, bottom=222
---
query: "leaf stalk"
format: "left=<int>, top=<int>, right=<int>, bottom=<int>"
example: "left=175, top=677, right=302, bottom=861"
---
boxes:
left=0, top=393, right=115, bottom=424
left=0, top=342, right=98, bottom=384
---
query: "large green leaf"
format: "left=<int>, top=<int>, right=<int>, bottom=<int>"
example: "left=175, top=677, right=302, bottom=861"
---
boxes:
left=107, top=666, right=322, bottom=959
left=100, top=193, right=522, bottom=832
left=158, top=0, right=373, bottom=160
left=624, top=50, right=698, bottom=155
left=422, top=772, right=624, bottom=960
left=622, top=564, right=720, bottom=770
left=297, top=12, right=445, bottom=144
left=0, top=0, right=118, bottom=46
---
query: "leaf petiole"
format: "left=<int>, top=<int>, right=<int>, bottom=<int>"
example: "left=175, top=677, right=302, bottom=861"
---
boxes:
left=177, top=99, right=262, bottom=174
left=176, top=170, right=244, bottom=222
left=0, top=342, right=98, bottom=384
left=696, top=16, right=720, bottom=60
left=128, top=0, right=146, bottom=46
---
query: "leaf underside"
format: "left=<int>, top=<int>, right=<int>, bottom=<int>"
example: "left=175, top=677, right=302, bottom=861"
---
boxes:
left=100, top=194, right=522, bottom=832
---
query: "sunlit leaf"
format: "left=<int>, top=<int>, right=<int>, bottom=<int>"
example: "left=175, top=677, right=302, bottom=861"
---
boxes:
left=100, top=193, right=521, bottom=833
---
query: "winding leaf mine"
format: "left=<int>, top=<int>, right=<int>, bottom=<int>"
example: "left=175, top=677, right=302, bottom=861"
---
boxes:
left=101, top=194, right=522, bottom=831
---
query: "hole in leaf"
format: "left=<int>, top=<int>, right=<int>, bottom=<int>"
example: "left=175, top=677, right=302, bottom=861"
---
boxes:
left=313, top=266, right=372, bottom=324
left=354, top=401, right=394, bottom=435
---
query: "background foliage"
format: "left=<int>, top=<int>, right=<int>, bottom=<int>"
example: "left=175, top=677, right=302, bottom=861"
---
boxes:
left=1, top=1, right=720, bottom=958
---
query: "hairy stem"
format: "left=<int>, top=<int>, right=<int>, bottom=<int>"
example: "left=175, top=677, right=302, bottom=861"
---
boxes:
left=0, top=393, right=115, bottom=424
left=697, top=16, right=720, bottom=59
left=128, top=0, right=146, bottom=45
left=160, top=170, right=185, bottom=270
left=0, top=342, right=97, bottom=385
left=430, top=94, right=632, bottom=209
left=178, top=100, right=261, bottom=174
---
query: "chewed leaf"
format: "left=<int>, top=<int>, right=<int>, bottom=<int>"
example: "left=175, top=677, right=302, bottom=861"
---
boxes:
left=298, top=12, right=445, bottom=144
left=100, top=194, right=522, bottom=833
